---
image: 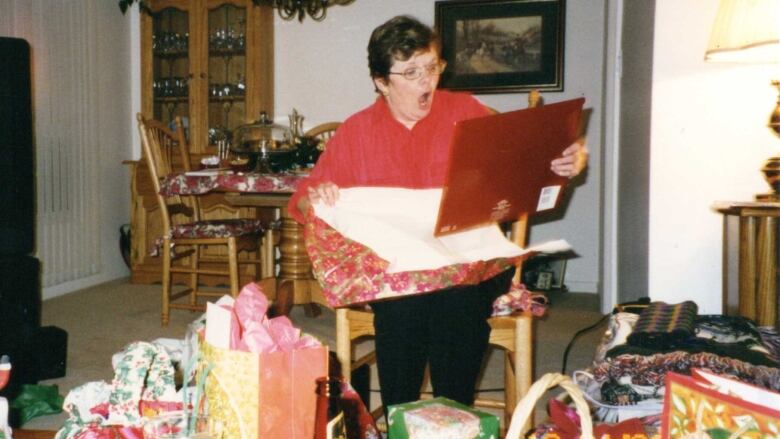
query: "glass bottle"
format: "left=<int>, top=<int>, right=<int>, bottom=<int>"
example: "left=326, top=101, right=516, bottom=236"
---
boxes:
left=254, top=139, right=274, bottom=174
left=314, top=376, right=347, bottom=439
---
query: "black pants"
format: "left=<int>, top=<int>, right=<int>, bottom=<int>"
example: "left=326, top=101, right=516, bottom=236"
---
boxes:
left=369, top=269, right=514, bottom=409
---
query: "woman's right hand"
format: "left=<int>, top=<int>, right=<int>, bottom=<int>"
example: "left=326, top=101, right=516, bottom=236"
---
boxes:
left=298, top=182, right=340, bottom=217
left=308, top=182, right=340, bottom=206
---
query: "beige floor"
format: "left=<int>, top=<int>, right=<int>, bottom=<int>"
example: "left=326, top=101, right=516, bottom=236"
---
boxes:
left=23, top=279, right=605, bottom=432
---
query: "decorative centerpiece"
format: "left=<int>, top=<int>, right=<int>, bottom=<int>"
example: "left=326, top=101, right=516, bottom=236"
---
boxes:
left=232, top=110, right=323, bottom=173
left=232, top=111, right=296, bottom=173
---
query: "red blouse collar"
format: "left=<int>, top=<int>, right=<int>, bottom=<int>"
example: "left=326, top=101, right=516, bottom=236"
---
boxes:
left=371, top=92, right=443, bottom=132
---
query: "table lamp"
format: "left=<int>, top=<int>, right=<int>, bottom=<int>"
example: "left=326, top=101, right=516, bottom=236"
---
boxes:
left=705, top=0, right=780, bottom=200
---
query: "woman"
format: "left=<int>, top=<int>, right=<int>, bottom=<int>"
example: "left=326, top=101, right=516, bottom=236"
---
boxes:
left=288, top=15, right=588, bottom=409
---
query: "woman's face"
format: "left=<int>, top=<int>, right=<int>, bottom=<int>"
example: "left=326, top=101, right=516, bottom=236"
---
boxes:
left=374, top=47, right=441, bottom=129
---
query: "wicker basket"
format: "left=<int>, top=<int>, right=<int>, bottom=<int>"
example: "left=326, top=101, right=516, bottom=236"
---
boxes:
left=505, top=373, right=594, bottom=439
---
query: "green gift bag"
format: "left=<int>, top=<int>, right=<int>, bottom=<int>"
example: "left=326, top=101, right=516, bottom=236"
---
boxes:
left=387, top=397, right=499, bottom=439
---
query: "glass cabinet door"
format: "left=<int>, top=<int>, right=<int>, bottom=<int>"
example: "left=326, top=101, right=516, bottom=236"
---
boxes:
left=141, top=0, right=272, bottom=153
left=206, top=3, right=247, bottom=147
left=151, top=7, right=190, bottom=131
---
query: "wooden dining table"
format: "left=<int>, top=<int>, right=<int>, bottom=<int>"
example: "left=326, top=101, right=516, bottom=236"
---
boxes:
left=159, top=170, right=322, bottom=316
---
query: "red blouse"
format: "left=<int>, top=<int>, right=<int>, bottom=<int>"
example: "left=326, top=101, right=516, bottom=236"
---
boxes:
left=288, top=90, right=489, bottom=223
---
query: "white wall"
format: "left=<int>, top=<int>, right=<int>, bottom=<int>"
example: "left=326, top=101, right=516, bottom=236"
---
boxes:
left=275, top=0, right=607, bottom=293
left=649, top=1, right=777, bottom=313
left=613, top=0, right=654, bottom=307
left=88, top=0, right=134, bottom=296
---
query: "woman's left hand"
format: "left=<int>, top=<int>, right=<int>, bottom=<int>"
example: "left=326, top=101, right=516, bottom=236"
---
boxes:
left=550, top=139, right=589, bottom=178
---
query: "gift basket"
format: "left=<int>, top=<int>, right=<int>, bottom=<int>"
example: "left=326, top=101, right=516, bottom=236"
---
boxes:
left=505, top=373, right=594, bottom=439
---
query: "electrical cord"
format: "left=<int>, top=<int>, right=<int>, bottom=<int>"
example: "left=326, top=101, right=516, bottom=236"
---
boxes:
left=560, top=313, right=610, bottom=374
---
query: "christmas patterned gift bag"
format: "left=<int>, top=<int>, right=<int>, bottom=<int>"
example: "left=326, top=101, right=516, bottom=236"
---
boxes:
left=661, top=369, right=780, bottom=439
left=199, top=284, right=328, bottom=439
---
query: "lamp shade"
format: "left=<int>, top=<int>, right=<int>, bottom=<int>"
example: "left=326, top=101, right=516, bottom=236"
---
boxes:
left=705, top=0, right=780, bottom=62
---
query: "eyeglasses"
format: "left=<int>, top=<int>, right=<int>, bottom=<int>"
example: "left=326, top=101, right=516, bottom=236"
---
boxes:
left=388, top=61, right=447, bottom=80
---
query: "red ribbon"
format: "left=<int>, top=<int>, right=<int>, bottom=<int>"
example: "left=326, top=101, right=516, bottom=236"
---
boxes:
left=547, top=399, right=648, bottom=439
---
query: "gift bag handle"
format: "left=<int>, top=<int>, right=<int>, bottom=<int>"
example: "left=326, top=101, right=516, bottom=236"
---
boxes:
left=505, top=372, right=594, bottom=439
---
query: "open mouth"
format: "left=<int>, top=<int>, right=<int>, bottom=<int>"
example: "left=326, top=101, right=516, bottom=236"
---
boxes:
left=419, top=91, right=432, bottom=108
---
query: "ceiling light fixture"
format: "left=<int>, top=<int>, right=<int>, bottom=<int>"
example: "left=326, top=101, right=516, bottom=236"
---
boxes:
left=259, top=0, right=355, bottom=22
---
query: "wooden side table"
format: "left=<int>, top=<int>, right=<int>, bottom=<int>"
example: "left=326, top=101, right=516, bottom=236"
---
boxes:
left=714, top=201, right=780, bottom=327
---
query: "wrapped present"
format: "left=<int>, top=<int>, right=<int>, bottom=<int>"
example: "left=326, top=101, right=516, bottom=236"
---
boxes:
left=387, top=397, right=499, bottom=439
left=305, top=187, right=568, bottom=308
left=200, top=284, right=328, bottom=439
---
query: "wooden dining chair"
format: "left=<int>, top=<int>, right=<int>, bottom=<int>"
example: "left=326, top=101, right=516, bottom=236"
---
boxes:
left=136, top=113, right=270, bottom=326
left=303, top=122, right=340, bottom=147
left=334, top=217, right=533, bottom=427
left=334, top=91, right=544, bottom=430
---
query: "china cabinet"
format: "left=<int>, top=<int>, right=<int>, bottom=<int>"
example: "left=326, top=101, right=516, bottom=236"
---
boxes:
left=128, top=0, right=274, bottom=285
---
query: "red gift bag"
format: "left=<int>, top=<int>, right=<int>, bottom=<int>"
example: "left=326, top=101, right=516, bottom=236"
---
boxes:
left=201, top=339, right=328, bottom=439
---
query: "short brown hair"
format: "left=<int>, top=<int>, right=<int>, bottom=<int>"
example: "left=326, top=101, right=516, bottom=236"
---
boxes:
left=367, top=15, right=440, bottom=82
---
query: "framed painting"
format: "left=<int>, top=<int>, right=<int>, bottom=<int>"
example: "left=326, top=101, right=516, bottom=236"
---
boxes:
left=435, top=0, right=565, bottom=94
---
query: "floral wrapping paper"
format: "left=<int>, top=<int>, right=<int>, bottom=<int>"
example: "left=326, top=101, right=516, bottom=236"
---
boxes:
left=158, top=172, right=302, bottom=197
left=55, top=342, right=181, bottom=439
left=304, top=212, right=547, bottom=316
left=108, top=342, right=178, bottom=425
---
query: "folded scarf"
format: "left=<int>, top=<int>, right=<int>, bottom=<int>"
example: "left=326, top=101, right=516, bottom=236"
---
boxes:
left=626, top=301, right=698, bottom=349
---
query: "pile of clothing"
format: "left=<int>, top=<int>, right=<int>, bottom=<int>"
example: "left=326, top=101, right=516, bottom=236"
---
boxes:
left=575, top=301, right=780, bottom=425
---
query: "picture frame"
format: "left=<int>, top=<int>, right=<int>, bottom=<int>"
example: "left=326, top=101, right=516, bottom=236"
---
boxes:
left=549, top=258, right=567, bottom=289
left=522, top=254, right=568, bottom=291
left=434, top=0, right=565, bottom=94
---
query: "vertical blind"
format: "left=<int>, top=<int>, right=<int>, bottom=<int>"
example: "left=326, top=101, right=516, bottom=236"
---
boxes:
left=1, top=0, right=102, bottom=286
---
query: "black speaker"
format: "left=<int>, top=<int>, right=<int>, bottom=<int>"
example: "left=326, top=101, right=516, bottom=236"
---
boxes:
left=0, top=37, right=34, bottom=256
left=0, top=255, right=41, bottom=339
left=31, top=326, right=68, bottom=381
left=0, top=254, right=41, bottom=396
